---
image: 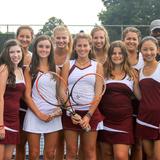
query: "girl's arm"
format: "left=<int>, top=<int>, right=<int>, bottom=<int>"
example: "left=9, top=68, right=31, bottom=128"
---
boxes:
left=59, top=61, right=70, bottom=105
left=81, top=62, right=104, bottom=128
left=0, top=65, right=8, bottom=138
left=60, top=61, right=82, bottom=124
left=24, top=67, right=50, bottom=122
left=88, top=62, right=104, bottom=115
left=132, top=69, right=141, bottom=100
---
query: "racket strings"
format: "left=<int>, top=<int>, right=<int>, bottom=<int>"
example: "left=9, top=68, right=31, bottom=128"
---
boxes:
left=70, top=73, right=106, bottom=106
left=36, top=72, right=60, bottom=106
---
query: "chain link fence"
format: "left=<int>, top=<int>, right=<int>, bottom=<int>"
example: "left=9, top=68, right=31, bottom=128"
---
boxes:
left=0, top=24, right=150, bottom=51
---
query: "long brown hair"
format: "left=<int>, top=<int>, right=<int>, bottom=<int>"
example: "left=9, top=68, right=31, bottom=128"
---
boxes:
left=104, top=41, right=133, bottom=79
left=30, top=35, right=56, bottom=76
left=0, top=39, right=24, bottom=86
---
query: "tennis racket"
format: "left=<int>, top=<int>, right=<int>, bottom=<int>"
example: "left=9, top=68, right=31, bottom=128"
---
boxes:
left=36, top=72, right=106, bottom=131
left=69, top=73, right=106, bottom=107
left=35, top=71, right=88, bottom=130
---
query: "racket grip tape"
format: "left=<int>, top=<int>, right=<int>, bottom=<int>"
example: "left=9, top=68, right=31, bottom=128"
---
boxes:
left=85, top=125, right=91, bottom=132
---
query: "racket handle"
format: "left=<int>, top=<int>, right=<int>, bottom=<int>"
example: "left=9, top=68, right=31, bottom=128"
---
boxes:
left=66, top=106, right=75, bottom=116
left=85, top=125, right=91, bottom=132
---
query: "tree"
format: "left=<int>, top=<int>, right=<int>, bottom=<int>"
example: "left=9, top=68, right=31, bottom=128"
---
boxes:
left=99, top=0, right=160, bottom=41
left=37, top=16, right=64, bottom=36
left=0, top=32, right=15, bottom=52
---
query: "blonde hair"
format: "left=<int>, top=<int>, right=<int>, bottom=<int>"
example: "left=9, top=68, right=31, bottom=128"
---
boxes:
left=91, top=25, right=110, bottom=56
left=52, top=25, right=73, bottom=55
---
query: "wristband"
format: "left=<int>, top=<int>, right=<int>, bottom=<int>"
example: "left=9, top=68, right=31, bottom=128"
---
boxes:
left=85, top=112, right=92, bottom=119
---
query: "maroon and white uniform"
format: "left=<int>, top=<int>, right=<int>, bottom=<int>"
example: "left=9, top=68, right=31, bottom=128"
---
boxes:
left=98, top=75, right=134, bottom=144
left=0, top=81, right=25, bottom=144
left=62, top=60, right=103, bottom=131
left=132, top=52, right=144, bottom=117
left=19, top=66, right=28, bottom=129
left=132, top=52, right=144, bottom=71
left=136, top=63, right=160, bottom=140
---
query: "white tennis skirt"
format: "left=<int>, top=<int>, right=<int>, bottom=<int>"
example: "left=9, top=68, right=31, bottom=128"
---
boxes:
left=23, top=109, right=62, bottom=133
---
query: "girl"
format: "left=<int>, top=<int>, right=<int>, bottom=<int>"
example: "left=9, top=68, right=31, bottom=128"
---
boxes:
left=51, top=25, right=73, bottom=160
left=123, top=27, right=145, bottom=160
left=16, top=25, right=34, bottom=65
left=23, top=35, right=62, bottom=160
left=122, top=27, right=143, bottom=70
left=98, top=41, right=141, bottom=160
left=136, top=36, right=160, bottom=160
left=90, top=25, right=110, bottom=160
left=91, top=25, right=110, bottom=64
left=60, top=33, right=104, bottom=160
left=52, top=25, right=73, bottom=67
left=16, top=25, right=34, bottom=160
left=0, top=39, right=25, bottom=160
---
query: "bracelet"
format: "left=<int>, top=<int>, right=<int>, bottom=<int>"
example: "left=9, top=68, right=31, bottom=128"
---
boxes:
left=85, top=112, right=92, bottom=119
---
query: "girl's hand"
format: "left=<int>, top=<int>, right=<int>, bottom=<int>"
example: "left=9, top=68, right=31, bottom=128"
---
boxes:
left=49, top=108, right=62, bottom=118
left=71, top=113, right=82, bottom=125
left=80, top=115, right=91, bottom=130
left=0, top=127, right=5, bottom=140
left=48, top=108, right=62, bottom=121
left=131, top=69, right=139, bottom=84
left=37, top=111, right=50, bottom=122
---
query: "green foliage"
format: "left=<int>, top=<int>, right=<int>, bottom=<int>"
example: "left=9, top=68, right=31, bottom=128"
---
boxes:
left=99, top=0, right=160, bottom=41
left=37, top=17, right=64, bottom=36
left=0, top=33, right=15, bottom=52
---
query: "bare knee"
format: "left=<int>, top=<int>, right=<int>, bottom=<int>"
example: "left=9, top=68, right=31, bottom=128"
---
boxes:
left=114, top=151, right=129, bottom=160
left=44, top=149, right=55, bottom=160
left=66, top=145, right=77, bottom=159
left=84, top=145, right=96, bottom=159
left=29, top=149, right=40, bottom=160
left=4, top=156, right=13, bottom=160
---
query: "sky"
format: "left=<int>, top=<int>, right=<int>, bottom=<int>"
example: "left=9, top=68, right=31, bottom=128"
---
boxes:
left=0, top=0, right=105, bottom=34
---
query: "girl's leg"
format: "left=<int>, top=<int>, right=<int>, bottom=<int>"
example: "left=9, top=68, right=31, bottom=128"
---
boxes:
left=154, top=140, right=160, bottom=160
left=4, top=144, right=15, bottom=160
left=0, top=144, right=5, bottom=160
left=78, top=142, right=84, bottom=160
left=64, top=130, right=79, bottom=160
left=16, top=130, right=27, bottom=160
left=43, top=131, right=59, bottom=160
left=81, top=131, right=97, bottom=160
left=100, top=142, right=113, bottom=160
left=142, top=139, right=154, bottom=160
left=130, top=139, right=143, bottom=160
left=113, top=144, right=130, bottom=160
left=54, top=130, right=65, bottom=160
left=27, top=132, right=41, bottom=160
left=96, top=142, right=102, bottom=160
